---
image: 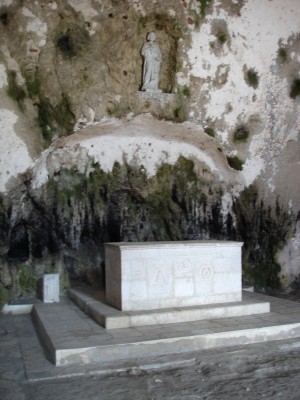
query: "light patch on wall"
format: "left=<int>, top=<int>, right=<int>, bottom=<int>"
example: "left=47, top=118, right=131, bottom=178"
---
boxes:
left=241, top=157, right=265, bottom=187
left=30, top=149, right=51, bottom=190
left=0, top=109, right=33, bottom=193
left=49, top=2, right=58, bottom=10
left=127, top=0, right=145, bottom=15
left=176, top=71, right=190, bottom=86
left=0, top=65, right=7, bottom=88
left=0, top=0, right=13, bottom=5
left=278, top=221, right=300, bottom=287
left=22, top=7, right=47, bottom=47
left=168, top=9, right=176, bottom=17
left=30, top=115, right=238, bottom=190
left=84, top=135, right=221, bottom=178
left=68, top=0, right=98, bottom=20
left=221, top=192, right=234, bottom=225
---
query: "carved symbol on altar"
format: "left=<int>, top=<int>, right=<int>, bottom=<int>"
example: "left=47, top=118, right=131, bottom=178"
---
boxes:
left=173, top=259, right=193, bottom=278
left=155, top=270, right=167, bottom=284
left=201, top=266, right=213, bottom=280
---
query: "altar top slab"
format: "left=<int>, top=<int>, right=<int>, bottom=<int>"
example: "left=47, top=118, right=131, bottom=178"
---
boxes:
left=105, top=241, right=243, bottom=249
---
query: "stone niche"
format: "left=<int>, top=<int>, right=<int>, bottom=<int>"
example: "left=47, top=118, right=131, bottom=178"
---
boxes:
left=105, top=241, right=243, bottom=311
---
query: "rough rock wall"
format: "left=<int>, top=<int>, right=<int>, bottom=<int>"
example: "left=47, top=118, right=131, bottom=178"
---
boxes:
left=0, top=0, right=299, bottom=304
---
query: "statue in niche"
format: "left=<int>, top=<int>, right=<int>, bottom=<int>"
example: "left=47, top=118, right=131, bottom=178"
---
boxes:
left=141, top=31, right=162, bottom=93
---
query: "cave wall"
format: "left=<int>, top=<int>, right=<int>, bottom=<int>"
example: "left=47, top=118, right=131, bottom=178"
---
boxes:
left=0, top=0, right=299, bottom=304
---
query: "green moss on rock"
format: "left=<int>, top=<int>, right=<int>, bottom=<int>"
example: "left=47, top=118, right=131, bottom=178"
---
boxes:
left=199, top=0, right=212, bottom=18
left=216, top=32, right=227, bottom=44
left=245, top=68, right=259, bottom=89
left=24, top=73, right=41, bottom=99
left=234, top=126, right=249, bottom=142
left=2, top=156, right=295, bottom=300
left=55, top=94, right=76, bottom=133
left=45, top=155, right=221, bottom=247
left=227, top=156, right=244, bottom=171
left=182, top=86, right=191, bottom=97
left=37, top=94, right=75, bottom=144
left=234, top=186, right=292, bottom=291
left=37, top=99, right=55, bottom=144
left=193, top=0, right=212, bottom=27
left=173, top=105, right=186, bottom=122
left=7, top=70, right=26, bottom=110
left=0, top=283, right=9, bottom=307
left=278, top=47, right=287, bottom=62
left=18, top=266, right=36, bottom=295
left=204, top=127, right=215, bottom=137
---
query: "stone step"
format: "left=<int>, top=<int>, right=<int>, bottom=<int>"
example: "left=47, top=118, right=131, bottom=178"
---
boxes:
left=32, top=292, right=300, bottom=367
left=68, top=286, right=270, bottom=329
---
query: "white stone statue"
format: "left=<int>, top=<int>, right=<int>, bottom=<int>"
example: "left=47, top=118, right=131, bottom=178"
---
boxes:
left=141, top=32, right=162, bottom=92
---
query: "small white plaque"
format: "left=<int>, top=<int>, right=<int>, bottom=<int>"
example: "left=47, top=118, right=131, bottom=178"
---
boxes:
left=43, top=274, right=59, bottom=303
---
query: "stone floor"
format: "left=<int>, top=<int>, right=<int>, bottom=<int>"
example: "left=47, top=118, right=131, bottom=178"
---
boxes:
left=31, top=290, right=300, bottom=368
left=1, top=308, right=300, bottom=399
left=1, top=291, right=300, bottom=399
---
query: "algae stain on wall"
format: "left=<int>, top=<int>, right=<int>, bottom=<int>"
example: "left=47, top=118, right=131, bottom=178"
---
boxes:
left=185, top=0, right=300, bottom=194
left=1, top=152, right=297, bottom=303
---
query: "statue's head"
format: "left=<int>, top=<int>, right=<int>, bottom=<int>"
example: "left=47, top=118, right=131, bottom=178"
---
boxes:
left=147, top=32, right=156, bottom=42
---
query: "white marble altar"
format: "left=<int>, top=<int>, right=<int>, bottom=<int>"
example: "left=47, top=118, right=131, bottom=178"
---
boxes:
left=105, top=241, right=243, bottom=311
left=43, top=273, right=60, bottom=303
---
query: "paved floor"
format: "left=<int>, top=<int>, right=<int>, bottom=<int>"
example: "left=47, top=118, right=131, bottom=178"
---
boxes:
left=1, top=292, right=300, bottom=399
left=33, top=291, right=300, bottom=367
